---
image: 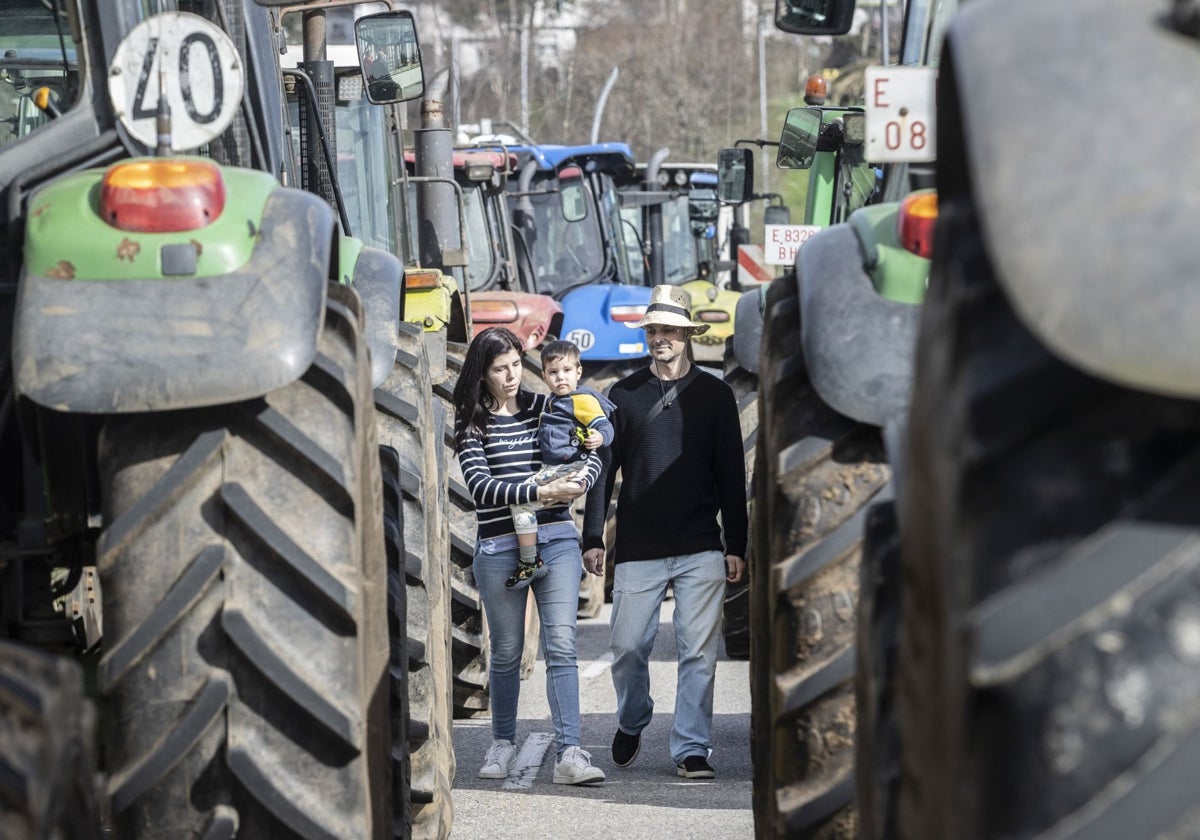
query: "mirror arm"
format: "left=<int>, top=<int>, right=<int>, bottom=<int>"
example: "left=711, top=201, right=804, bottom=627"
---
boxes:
left=733, top=139, right=781, bottom=149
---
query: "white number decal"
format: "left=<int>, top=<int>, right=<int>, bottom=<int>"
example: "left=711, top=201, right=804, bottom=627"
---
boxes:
left=566, top=329, right=595, bottom=351
left=109, top=13, right=244, bottom=152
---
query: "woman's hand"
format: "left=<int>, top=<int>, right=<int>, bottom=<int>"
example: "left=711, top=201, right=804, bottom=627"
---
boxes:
left=537, top=474, right=586, bottom=504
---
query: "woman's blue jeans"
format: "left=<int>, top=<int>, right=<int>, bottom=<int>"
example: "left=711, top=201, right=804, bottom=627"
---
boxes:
left=473, top=536, right=582, bottom=755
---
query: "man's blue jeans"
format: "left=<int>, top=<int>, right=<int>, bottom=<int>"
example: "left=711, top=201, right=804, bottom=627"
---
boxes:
left=473, top=536, right=582, bottom=756
left=610, top=550, right=726, bottom=763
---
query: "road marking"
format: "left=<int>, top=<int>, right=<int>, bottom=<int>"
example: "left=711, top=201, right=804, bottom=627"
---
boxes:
left=581, top=651, right=614, bottom=679
left=502, top=732, right=554, bottom=791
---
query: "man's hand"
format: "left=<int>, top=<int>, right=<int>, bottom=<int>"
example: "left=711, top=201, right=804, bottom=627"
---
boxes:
left=725, top=555, right=745, bottom=584
left=582, top=429, right=603, bottom=451
left=583, top=547, right=606, bottom=577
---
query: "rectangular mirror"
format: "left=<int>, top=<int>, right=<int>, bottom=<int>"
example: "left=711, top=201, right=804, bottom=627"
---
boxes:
left=775, top=0, right=857, bottom=35
left=356, top=10, right=424, bottom=104
left=717, top=148, right=753, bottom=204
left=777, top=107, right=822, bottom=169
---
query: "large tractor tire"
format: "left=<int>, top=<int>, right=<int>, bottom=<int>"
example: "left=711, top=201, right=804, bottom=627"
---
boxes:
left=855, top=500, right=900, bottom=840
left=895, top=194, right=1200, bottom=839
left=0, top=641, right=101, bottom=840
left=96, top=284, right=393, bottom=839
left=374, top=321, right=454, bottom=838
left=750, top=277, right=890, bottom=839
left=723, top=339, right=759, bottom=660
left=434, top=341, right=490, bottom=718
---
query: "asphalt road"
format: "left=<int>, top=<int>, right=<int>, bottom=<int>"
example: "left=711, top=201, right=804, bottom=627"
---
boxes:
left=451, top=596, right=754, bottom=840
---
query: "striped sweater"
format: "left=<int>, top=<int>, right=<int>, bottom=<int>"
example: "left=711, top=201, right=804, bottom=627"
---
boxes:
left=456, top=392, right=602, bottom=545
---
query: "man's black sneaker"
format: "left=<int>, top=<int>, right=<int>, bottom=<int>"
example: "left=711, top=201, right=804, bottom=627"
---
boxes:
left=676, top=755, right=715, bottom=779
left=611, top=728, right=641, bottom=767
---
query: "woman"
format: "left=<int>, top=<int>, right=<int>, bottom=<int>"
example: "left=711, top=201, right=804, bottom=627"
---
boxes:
left=451, top=327, right=605, bottom=785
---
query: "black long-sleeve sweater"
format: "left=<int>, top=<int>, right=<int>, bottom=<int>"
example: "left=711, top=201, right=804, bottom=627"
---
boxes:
left=581, top=366, right=747, bottom=563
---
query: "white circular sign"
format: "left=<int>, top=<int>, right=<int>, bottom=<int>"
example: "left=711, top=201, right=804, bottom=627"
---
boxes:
left=566, top=329, right=595, bottom=351
left=108, top=13, right=244, bottom=152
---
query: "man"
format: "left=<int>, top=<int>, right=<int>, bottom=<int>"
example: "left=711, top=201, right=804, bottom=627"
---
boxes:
left=582, top=284, right=747, bottom=780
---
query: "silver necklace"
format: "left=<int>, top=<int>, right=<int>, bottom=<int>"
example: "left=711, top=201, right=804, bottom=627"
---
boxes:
left=654, top=359, right=681, bottom=409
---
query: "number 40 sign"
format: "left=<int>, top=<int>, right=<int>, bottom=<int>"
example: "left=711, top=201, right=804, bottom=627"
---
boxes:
left=108, top=13, right=245, bottom=152
left=864, top=66, right=938, bottom=164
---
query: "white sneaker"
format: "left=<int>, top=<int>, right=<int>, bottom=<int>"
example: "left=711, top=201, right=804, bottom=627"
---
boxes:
left=553, top=746, right=606, bottom=785
left=478, top=739, right=517, bottom=779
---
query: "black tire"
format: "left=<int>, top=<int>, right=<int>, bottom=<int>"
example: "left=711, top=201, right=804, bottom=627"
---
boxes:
left=750, top=277, right=890, bottom=839
left=0, top=641, right=101, bottom=840
left=855, top=500, right=900, bottom=840
left=97, top=284, right=392, bottom=839
left=896, top=191, right=1200, bottom=839
left=433, top=341, right=490, bottom=718
left=723, top=340, right=759, bottom=660
left=374, top=321, right=454, bottom=839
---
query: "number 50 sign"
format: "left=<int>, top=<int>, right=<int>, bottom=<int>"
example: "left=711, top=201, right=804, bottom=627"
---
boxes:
left=108, top=13, right=245, bottom=152
left=864, top=66, right=937, bottom=164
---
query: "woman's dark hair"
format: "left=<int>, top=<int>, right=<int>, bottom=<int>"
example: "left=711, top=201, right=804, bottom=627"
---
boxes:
left=452, top=327, right=527, bottom=448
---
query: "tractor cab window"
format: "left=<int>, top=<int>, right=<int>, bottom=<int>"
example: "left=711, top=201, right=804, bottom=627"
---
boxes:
left=660, top=193, right=699, bottom=285
left=0, top=0, right=83, bottom=152
left=462, top=184, right=499, bottom=292
left=603, top=173, right=645, bottom=286
left=520, top=170, right=605, bottom=296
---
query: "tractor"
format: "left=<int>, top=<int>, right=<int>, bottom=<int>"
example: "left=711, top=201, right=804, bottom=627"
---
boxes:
left=722, top=0, right=949, bottom=836
left=0, top=0, right=443, bottom=835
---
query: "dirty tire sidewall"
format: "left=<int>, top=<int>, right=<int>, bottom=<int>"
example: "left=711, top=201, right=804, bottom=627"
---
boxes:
left=434, top=341, right=491, bottom=718
left=0, top=641, right=101, bottom=840
left=752, top=277, right=889, bottom=839
left=97, top=284, right=390, bottom=839
left=375, top=321, right=455, bottom=838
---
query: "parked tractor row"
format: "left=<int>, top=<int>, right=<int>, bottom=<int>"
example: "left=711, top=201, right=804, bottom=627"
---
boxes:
left=734, top=0, right=1200, bottom=838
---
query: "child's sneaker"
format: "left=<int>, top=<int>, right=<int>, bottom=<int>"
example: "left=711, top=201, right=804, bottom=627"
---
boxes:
left=478, top=739, right=517, bottom=779
left=553, top=746, right=606, bottom=785
left=506, top=555, right=548, bottom=589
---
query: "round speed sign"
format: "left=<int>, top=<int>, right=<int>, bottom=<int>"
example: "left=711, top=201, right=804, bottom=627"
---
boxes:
left=108, top=13, right=244, bottom=152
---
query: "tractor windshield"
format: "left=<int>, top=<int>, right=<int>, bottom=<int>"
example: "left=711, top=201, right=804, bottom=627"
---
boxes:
left=521, top=170, right=606, bottom=296
left=0, top=0, right=80, bottom=152
left=462, top=185, right=499, bottom=292
left=332, top=86, right=395, bottom=253
left=602, top=172, right=645, bottom=286
left=660, top=193, right=700, bottom=285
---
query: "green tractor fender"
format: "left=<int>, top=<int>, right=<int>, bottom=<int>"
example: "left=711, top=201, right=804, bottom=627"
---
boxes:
left=796, top=217, right=923, bottom=426
left=13, top=168, right=334, bottom=413
left=945, top=0, right=1200, bottom=398
left=347, top=242, right=404, bottom=390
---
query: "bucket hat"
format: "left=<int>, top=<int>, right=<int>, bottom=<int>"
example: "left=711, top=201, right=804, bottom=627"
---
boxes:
left=626, top=285, right=709, bottom=335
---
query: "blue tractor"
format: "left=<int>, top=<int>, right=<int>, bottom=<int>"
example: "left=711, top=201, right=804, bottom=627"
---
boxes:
left=501, top=142, right=654, bottom=374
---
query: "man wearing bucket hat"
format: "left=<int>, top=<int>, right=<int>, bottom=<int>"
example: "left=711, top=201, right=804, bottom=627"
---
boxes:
left=582, top=284, right=747, bottom=780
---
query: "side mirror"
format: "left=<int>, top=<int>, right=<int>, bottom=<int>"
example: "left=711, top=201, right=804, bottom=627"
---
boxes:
left=776, top=107, right=822, bottom=170
left=717, top=148, right=753, bottom=204
left=764, top=204, right=791, bottom=225
left=355, top=11, right=424, bottom=105
left=775, top=0, right=857, bottom=35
